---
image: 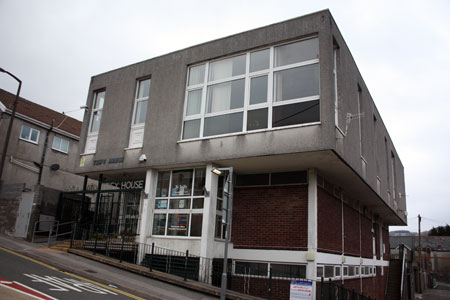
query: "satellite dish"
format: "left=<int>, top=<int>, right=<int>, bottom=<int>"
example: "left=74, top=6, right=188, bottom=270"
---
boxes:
left=50, top=164, right=60, bottom=171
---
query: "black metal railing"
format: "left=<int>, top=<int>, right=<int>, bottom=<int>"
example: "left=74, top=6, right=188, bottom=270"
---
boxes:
left=71, top=227, right=380, bottom=300
left=318, top=277, right=376, bottom=300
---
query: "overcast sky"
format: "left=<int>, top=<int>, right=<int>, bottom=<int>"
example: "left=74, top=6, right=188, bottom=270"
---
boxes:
left=1, top=0, right=449, bottom=232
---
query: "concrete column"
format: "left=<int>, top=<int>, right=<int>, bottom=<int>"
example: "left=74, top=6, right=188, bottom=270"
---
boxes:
left=199, top=164, right=218, bottom=284
left=137, top=168, right=157, bottom=264
left=306, top=168, right=318, bottom=299
left=200, top=164, right=218, bottom=258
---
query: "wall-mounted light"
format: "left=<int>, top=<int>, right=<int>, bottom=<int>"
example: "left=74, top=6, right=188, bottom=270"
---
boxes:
left=211, top=168, right=223, bottom=176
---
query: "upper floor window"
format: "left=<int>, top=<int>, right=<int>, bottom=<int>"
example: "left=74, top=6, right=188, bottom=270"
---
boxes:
left=20, top=125, right=40, bottom=144
left=52, top=136, right=69, bottom=153
left=182, top=37, right=320, bottom=140
left=89, top=90, right=105, bottom=133
left=133, top=78, right=150, bottom=125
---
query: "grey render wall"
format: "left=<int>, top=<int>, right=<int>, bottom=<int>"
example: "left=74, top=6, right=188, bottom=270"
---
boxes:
left=77, top=10, right=336, bottom=171
left=0, top=112, right=87, bottom=191
left=76, top=10, right=406, bottom=215
left=329, top=15, right=406, bottom=211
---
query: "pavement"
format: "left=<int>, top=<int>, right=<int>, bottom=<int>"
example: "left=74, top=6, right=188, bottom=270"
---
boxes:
left=0, top=235, right=262, bottom=300
left=416, top=282, right=450, bottom=300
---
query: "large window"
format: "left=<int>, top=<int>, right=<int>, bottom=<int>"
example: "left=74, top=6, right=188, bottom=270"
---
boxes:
left=52, top=136, right=69, bottom=153
left=182, top=37, right=320, bottom=140
left=129, top=78, right=150, bottom=148
left=20, top=125, right=40, bottom=144
left=153, top=168, right=205, bottom=237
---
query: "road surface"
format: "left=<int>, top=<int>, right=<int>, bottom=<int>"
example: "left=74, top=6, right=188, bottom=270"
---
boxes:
left=0, top=246, right=143, bottom=300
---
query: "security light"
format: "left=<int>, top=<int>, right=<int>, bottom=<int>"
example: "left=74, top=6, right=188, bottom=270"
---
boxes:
left=211, top=168, right=222, bottom=176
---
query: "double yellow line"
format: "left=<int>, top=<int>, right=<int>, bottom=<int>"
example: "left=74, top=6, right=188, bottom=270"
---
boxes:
left=0, top=246, right=145, bottom=300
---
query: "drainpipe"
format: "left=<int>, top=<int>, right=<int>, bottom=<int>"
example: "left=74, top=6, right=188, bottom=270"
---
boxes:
left=37, top=119, right=54, bottom=185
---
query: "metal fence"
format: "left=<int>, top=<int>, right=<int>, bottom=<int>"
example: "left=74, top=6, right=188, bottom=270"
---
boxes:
left=317, top=278, right=376, bottom=300
left=71, top=228, right=380, bottom=300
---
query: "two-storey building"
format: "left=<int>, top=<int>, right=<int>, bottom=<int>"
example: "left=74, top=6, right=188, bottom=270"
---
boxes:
left=75, top=10, right=407, bottom=299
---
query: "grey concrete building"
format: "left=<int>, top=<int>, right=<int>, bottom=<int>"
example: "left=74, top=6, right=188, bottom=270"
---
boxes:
left=0, top=89, right=96, bottom=239
left=75, top=10, right=407, bottom=299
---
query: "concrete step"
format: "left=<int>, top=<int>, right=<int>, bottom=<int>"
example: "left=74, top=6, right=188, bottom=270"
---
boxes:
left=49, top=241, right=71, bottom=252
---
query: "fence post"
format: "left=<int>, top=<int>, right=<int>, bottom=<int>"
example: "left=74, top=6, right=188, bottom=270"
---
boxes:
left=184, top=250, right=189, bottom=281
left=93, top=229, right=98, bottom=255
left=268, top=267, right=272, bottom=300
left=341, top=283, right=344, bottom=300
left=120, top=237, right=125, bottom=263
left=70, top=222, right=77, bottom=248
left=149, top=242, right=154, bottom=272
left=351, top=289, right=355, bottom=300
left=321, top=277, right=324, bottom=300
left=328, top=278, right=332, bottom=300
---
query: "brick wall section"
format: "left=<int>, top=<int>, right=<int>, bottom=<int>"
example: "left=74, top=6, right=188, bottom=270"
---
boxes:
left=231, top=276, right=290, bottom=299
left=317, top=187, right=342, bottom=254
left=340, top=273, right=387, bottom=300
left=232, top=185, right=308, bottom=249
left=382, top=227, right=390, bottom=260
left=361, top=215, right=373, bottom=258
left=0, top=182, right=24, bottom=235
left=344, top=204, right=361, bottom=256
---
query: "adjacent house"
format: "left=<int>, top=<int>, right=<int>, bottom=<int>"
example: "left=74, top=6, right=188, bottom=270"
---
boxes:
left=74, top=10, right=407, bottom=299
left=0, top=88, right=94, bottom=239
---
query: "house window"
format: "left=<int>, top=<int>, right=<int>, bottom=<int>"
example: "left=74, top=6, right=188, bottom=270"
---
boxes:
left=182, top=37, right=320, bottom=140
left=20, top=125, right=40, bottom=144
left=153, top=168, right=205, bottom=237
left=52, top=136, right=69, bottom=153
left=129, top=79, right=150, bottom=148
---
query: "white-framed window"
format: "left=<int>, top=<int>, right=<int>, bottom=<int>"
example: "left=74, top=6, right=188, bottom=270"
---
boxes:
left=52, top=136, right=69, bottom=153
left=20, top=125, right=40, bottom=144
left=128, top=78, right=150, bottom=148
left=84, top=90, right=105, bottom=154
left=215, top=175, right=226, bottom=239
left=182, top=37, right=320, bottom=140
left=89, top=90, right=105, bottom=133
left=153, top=168, right=206, bottom=237
left=132, top=78, right=150, bottom=125
left=233, top=261, right=306, bottom=279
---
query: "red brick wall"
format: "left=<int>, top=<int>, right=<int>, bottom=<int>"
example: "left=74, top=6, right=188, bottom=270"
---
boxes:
left=344, top=204, right=361, bottom=256
left=232, top=185, right=308, bottom=250
left=361, top=215, right=373, bottom=258
left=318, top=187, right=342, bottom=254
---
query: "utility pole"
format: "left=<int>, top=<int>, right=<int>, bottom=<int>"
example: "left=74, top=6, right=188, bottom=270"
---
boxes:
left=0, top=68, right=22, bottom=182
left=418, top=214, right=423, bottom=292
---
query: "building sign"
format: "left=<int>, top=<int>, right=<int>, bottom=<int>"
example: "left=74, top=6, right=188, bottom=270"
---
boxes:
left=290, top=280, right=312, bottom=300
left=109, top=179, right=145, bottom=190
left=93, top=157, right=124, bottom=166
